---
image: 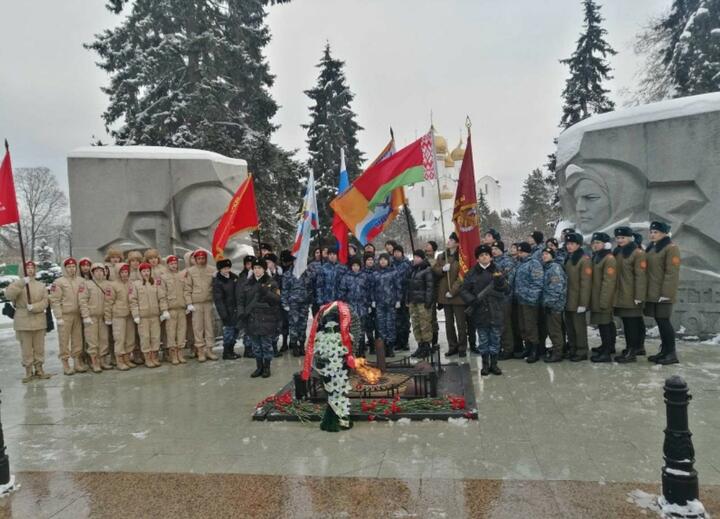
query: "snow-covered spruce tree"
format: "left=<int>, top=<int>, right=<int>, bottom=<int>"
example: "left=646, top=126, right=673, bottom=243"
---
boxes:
left=518, top=169, right=558, bottom=237
left=559, top=0, right=617, bottom=129
left=477, top=191, right=501, bottom=233
left=634, top=0, right=720, bottom=102
left=86, top=0, right=301, bottom=244
left=304, top=44, right=365, bottom=229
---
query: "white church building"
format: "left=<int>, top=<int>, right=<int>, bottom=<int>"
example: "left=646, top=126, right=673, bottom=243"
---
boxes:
left=405, top=128, right=502, bottom=240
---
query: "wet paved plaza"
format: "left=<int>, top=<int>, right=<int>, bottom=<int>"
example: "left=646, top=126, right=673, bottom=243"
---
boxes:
left=0, top=319, right=718, bottom=517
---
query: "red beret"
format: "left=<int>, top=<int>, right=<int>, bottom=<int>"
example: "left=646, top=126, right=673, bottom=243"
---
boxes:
left=118, top=263, right=130, bottom=273
left=192, top=250, right=207, bottom=259
left=64, top=258, right=77, bottom=267
left=166, top=255, right=178, bottom=264
left=79, top=258, right=92, bottom=267
left=139, top=262, right=152, bottom=271
left=25, top=260, right=36, bottom=268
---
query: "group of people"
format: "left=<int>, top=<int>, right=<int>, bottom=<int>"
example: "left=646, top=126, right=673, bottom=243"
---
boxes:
left=6, top=219, right=681, bottom=384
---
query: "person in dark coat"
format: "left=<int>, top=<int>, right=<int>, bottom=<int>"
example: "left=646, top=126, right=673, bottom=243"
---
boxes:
left=235, top=258, right=281, bottom=378
left=461, top=245, right=509, bottom=376
left=406, top=250, right=435, bottom=359
left=212, top=259, right=239, bottom=360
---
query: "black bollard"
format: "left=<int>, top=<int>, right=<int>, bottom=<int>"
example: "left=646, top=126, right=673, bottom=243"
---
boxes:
left=660, top=375, right=705, bottom=517
left=0, top=390, right=10, bottom=485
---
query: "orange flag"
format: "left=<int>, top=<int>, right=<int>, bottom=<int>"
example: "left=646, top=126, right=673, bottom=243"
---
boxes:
left=452, top=133, right=480, bottom=278
left=211, top=174, right=259, bottom=259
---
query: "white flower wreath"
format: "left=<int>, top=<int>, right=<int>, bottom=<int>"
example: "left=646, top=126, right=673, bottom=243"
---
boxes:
left=313, top=325, right=351, bottom=426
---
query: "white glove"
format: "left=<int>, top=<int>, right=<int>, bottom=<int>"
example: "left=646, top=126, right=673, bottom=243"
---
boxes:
left=576, top=306, right=586, bottom=313
left=445, top=291, right=453, bottom=299
left=283, top=305, right=290, bottom=312
left=83, top=318, right=93, bottom=325
left=160, top=311, right=170, bottom=321
left=134, top=317, right=140, bottom=324
left=23, top=276, right=31, bottom=285
left=56, top=319, right=64, bottom=326
left=371, top=301, right=376, bottom=308
left=105, top=320, right=112, bottom=326
left=26, top=304, right=33, bottom=311
left=395, top=301, right=401, bottom=309
left=186, top=304, right=195, bottom=313
left=368, top=307, right=372, bottom=313
left=634, top=300, right=642, bottom=306
left=442, top=263, right=451, bottom=272
left=659, top=297, right=671, bottom=303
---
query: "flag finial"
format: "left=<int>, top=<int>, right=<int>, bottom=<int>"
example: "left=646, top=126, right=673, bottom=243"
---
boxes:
left=4, top=139, right=8, bottom=152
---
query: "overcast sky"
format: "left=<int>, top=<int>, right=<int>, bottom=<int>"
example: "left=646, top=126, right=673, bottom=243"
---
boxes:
left=0, top=0, right=668, bottom=211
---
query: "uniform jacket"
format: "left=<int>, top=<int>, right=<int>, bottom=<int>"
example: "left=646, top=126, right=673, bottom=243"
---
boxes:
left=314, top=261, right=348, bottom=306
left=432, top=250, right=464, bottom=305
left=531, top=245, right=544, bottom=263
left=236, top=273, right=281, bottom=336
left=564, top=249, right=592, bottom=311
left=371, top=266, right=401, bottom=307
left=280, top=269, right=312, bottom=307
left=393, top=257, right=412, bottom=297
left=460, top=262, right=508, bottom=327
left=542, top=261, right=567, bottom=313
left=79, top=270, right=111, bottom=320
left=130, top=278, right=168, bottom=319
left=213, top=272, right=238, bottom=326
left=645, top=237, right=681, bottom=303
left=184, top=265, right=214, bottom=305
left=105, top=262, right=120, bottom=282
left=338, top=270, right=369, bottom=317
left=49, top=265, right=82, bottom=320
left=590, top=249, right=617, bottom=313
left=513, top=255, right=544, bottom=306
left=613, top=242, right=647, bottom=309
left=5, top=277, right=48, bottom=331
left=105, top=280, right=132, bottom=319
left=162, top=270, right=187, bottom=311
left=493, top=254, right=516, bottom=302
left=406, top=260, right=434, bottom=307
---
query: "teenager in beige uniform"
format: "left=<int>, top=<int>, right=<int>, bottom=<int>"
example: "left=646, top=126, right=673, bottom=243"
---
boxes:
left=184, top=249, right=218, bottom=362
left=130, top=262, right=169, bottom=368
left=79, top=263, right=113, bottom=373
left=105, top=263, right=136, bottom=370
left=104, top=248, right=124, bottom=281
left=126, top=250, right=143, bottom=364
left=144, top=249, right=167, bottom=278
left=50, top=258, right=86, bottom=375
left=6, top=261, right=51, bottom=382
left=162, top=255, right=187, bottom=365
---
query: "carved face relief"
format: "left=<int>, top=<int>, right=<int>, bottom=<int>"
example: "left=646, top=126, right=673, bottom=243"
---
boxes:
left=572, top=177, right=611, bottom=234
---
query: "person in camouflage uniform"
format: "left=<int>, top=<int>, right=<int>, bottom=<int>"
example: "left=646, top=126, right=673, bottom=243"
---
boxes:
left=513, top=242, right=544, bottom=363
left=491, top=241, right=517, bottom=360
left=392, top=246, right=412, bottom=351
left=644, top=221, right=681, bottom=365
left=361, top=253, right=377, bottom=353
left=541, top=248, right=567, bottom=363
left=338, top=257, right=370, bottom=356
left=314, top=248, right=347, bottom=307
left=370, top=253, right=401, bottom=357
left=280, top=252, right=312, bottom=357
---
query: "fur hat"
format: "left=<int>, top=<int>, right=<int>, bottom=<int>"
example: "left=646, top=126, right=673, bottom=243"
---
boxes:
left=243, top=255, right=256, bottom=265
left=475, top=244, right=492, bottom=258
left=565, top=232, right=584, bottom=245
left=252, top=257, right=267, bottom=270
left=259, top=242, right=273, bottom=252
left=216, top=259, right=232, bottom=270
left=264, top=252, right=278, bottom=264
left=491, top=240, right=505, bottom=253
left=484, top=228, right=501, bottom=241
left=530, top=231, right=544, bottom=245
left=104, top=248, right=124, bottom=262
left=280, top=249, right=295, bottom=263
left=517, top=242, right=532, bottom=254
left=650, top=221, right=671, bottom=234
left=545, top=238, right=559, bottom=248
left=542, top=247, right=556, bottom=258
left=614, top=226, right=633, bottom=237
left=592, top=232, right=612, bottom=243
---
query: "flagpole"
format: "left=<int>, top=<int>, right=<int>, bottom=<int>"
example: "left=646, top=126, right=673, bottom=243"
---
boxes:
left=430, top=127, right=451, bottom=287
left=4, top=140, right=31, bottom=303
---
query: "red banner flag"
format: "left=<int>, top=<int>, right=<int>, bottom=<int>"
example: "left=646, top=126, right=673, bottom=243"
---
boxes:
left=0, top=142, right=20, bottom=227
left=452, top=133, right=480, bottom=278
left=211, top=174, right=259, bottom=259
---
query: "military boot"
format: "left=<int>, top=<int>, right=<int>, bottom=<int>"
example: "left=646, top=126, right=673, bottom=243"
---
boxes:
left=411, top=342, right=429, bottom=358
left=206, top=346, right=219, bottom=361
left=615, top=348, right=637, bottom=363
left=490, top=355, right=502, bottom=375
left=90, top=356, right=102, bottom=373
left=22, top=366, right=34, bottom=383
left=526, top=344, right=540, bottom=364
left=34, top=364, right=52, bottom=380
left=169, top=348, right=180, bottom=365
left=521, top=342, right=533, bottom=359
left=480, top=355, right=490, bottom=376
left=62, top=359, right=75, bottom=376
left=250, top=358, right=263, bottom=378
left=197, top=347, right=207, bottom=363
left=101, top=356, right=114, bottom=370
left=544, top=348, right=563, bottom=363
left=115, top=355, right=130, bottom=371
left=262, top=359, right=271, bottom=378
left=590, top=348, right=612, bottom=363
left=655, top=351, right=679, bottom=365
left=123, top=354, right=137, bottom=368
left=74, top=356, right=88, bottom=373
left=648, top=343, right=666, bottom=363
left=243, top=346, right=254, bottom=358
left=176, top=348, right=187, bottom=364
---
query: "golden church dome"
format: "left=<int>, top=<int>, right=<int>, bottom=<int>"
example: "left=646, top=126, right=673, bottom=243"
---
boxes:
left=431, top=126, right=448, bottom=155
left=444, top=154, right=454, bottom=168
left=450, top=139, right=465, bottom=161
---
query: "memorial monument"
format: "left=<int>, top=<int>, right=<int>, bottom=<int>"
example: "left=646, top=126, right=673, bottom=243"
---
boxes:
left=67, top=146, right=251, bottom=263
left=556, top=92, right=720, bottom=336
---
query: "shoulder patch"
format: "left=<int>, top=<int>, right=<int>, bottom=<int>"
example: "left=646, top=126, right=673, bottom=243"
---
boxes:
left=50, top=284, right=57, bottom=292
left=671, top=256, right=681, bottom=266
left=78, top=285, right=85, bottom=293
left=639, top=260, right=647, bottom=270
left=156, top=279, right=162, bottom=286
left=128, top=285, right=133, bottom=294
left=104, top=288, right=113, bottom=296
left=550, top=275, right=561, bottom=284
left=606, top=267, right=616, bottom=276
left=583, top=267, right=592, bottom=276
